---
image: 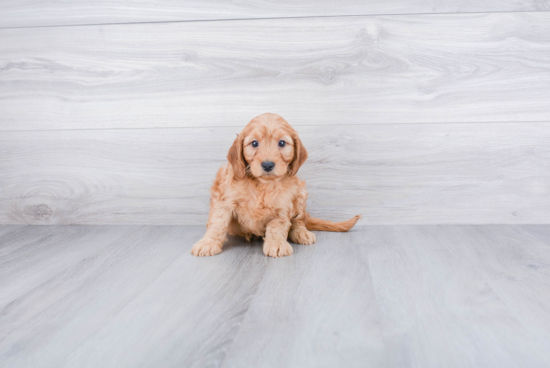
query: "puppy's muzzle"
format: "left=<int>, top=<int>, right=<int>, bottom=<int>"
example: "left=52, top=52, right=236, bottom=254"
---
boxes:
left=261, top=161, right=275, bottom=172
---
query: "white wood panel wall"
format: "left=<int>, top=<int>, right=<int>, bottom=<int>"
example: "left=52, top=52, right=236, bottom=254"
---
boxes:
left=1, top=0, right=549, bottom=28
left=1, top=3, right=549, bottom=225
left=1, top=13, right=550, bottom=131
left=1, top=123, right=549, bottom=225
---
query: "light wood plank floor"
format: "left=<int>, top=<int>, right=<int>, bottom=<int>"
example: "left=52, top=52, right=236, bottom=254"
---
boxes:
left=1, top=225, right=550, bottom=367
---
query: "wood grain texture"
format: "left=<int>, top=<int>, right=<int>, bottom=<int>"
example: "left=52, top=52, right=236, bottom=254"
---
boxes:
left=0, top=225, right=128, bottom=307
left=0, top=225, right=270, bottom=368
left=222, top=230, right=386, bottom=368
left=363, top=225, right=550, bottom=368
left=1, top=122, right=549, bottom=225
left=520, top=224, right=550, bottom=245
left=1, top=12, right=550, bottom=131
left=1, top=225, right=550, bottom=367
left=432, top=225, right=550, bottom=343
left=1, top=0, right=549, bottom=28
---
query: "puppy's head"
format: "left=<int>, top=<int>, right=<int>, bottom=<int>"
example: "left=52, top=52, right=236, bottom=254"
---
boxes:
left=228, top=113, right=307, bottom=180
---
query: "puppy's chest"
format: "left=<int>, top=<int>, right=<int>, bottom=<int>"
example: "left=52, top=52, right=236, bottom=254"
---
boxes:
left=234, top=188, right=293, bottom=222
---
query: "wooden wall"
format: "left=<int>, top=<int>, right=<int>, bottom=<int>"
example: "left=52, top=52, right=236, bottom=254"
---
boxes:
left=1, top=1, right=550, bottom=225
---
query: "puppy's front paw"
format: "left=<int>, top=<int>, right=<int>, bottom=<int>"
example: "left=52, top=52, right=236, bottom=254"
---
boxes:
left=263, top=238, right=294, bottom=258
left=289, top=227, right=316, bottom=245
left=191, top=238, right=223, bottom=257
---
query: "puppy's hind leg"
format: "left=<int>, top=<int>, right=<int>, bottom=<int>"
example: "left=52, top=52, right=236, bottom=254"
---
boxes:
left=288, top=187, right=316, bottom=245
left=191, top=204, right=233, bottom=257
left=289, top=224, right=316, bottom=245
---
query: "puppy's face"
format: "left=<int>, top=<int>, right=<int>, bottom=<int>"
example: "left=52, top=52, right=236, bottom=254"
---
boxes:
left=228, top=113, right=308, bottom=180
left=242, top=124, right=295, bottom=179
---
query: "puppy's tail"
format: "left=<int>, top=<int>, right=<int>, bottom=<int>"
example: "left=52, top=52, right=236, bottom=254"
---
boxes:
left=305, top=214, right=361, bottom=232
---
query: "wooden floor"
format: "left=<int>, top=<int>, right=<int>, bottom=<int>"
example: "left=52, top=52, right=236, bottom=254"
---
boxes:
left=1, top=225, right=550, bottom=367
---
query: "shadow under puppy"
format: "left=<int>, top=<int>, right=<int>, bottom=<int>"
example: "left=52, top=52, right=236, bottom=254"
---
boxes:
left=192, top=113, right=360, bottom=258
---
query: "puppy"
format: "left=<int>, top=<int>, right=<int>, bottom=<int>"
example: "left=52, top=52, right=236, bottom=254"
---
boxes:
left=191, top=113, right=360, bottom=258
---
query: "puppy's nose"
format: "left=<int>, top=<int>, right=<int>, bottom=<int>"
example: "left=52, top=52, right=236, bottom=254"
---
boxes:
left=262, top=161, right=275, bottom=172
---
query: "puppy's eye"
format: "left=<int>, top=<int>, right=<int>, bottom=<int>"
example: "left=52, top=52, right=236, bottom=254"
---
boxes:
left=251, top=140, right=259, bottom=148
left=278, top=140, right=286, bottom=148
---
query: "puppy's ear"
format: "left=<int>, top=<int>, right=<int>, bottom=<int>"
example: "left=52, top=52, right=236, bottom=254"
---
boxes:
left=289, top=133, right=308, bottom=176
left=227, top=134, right=247, bottom=179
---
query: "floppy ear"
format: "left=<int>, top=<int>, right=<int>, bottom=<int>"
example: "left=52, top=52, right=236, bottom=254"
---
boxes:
left=227, top=134, right=247, bottom=179
left=289, top=133, right=308, bottom=176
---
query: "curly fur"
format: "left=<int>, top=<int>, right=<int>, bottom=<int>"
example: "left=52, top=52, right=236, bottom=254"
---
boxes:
left=191, top=113, right=360, bottom=258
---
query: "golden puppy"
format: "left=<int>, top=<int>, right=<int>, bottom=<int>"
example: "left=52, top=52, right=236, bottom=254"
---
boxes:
left=191, top=113, right=360, bottom=258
